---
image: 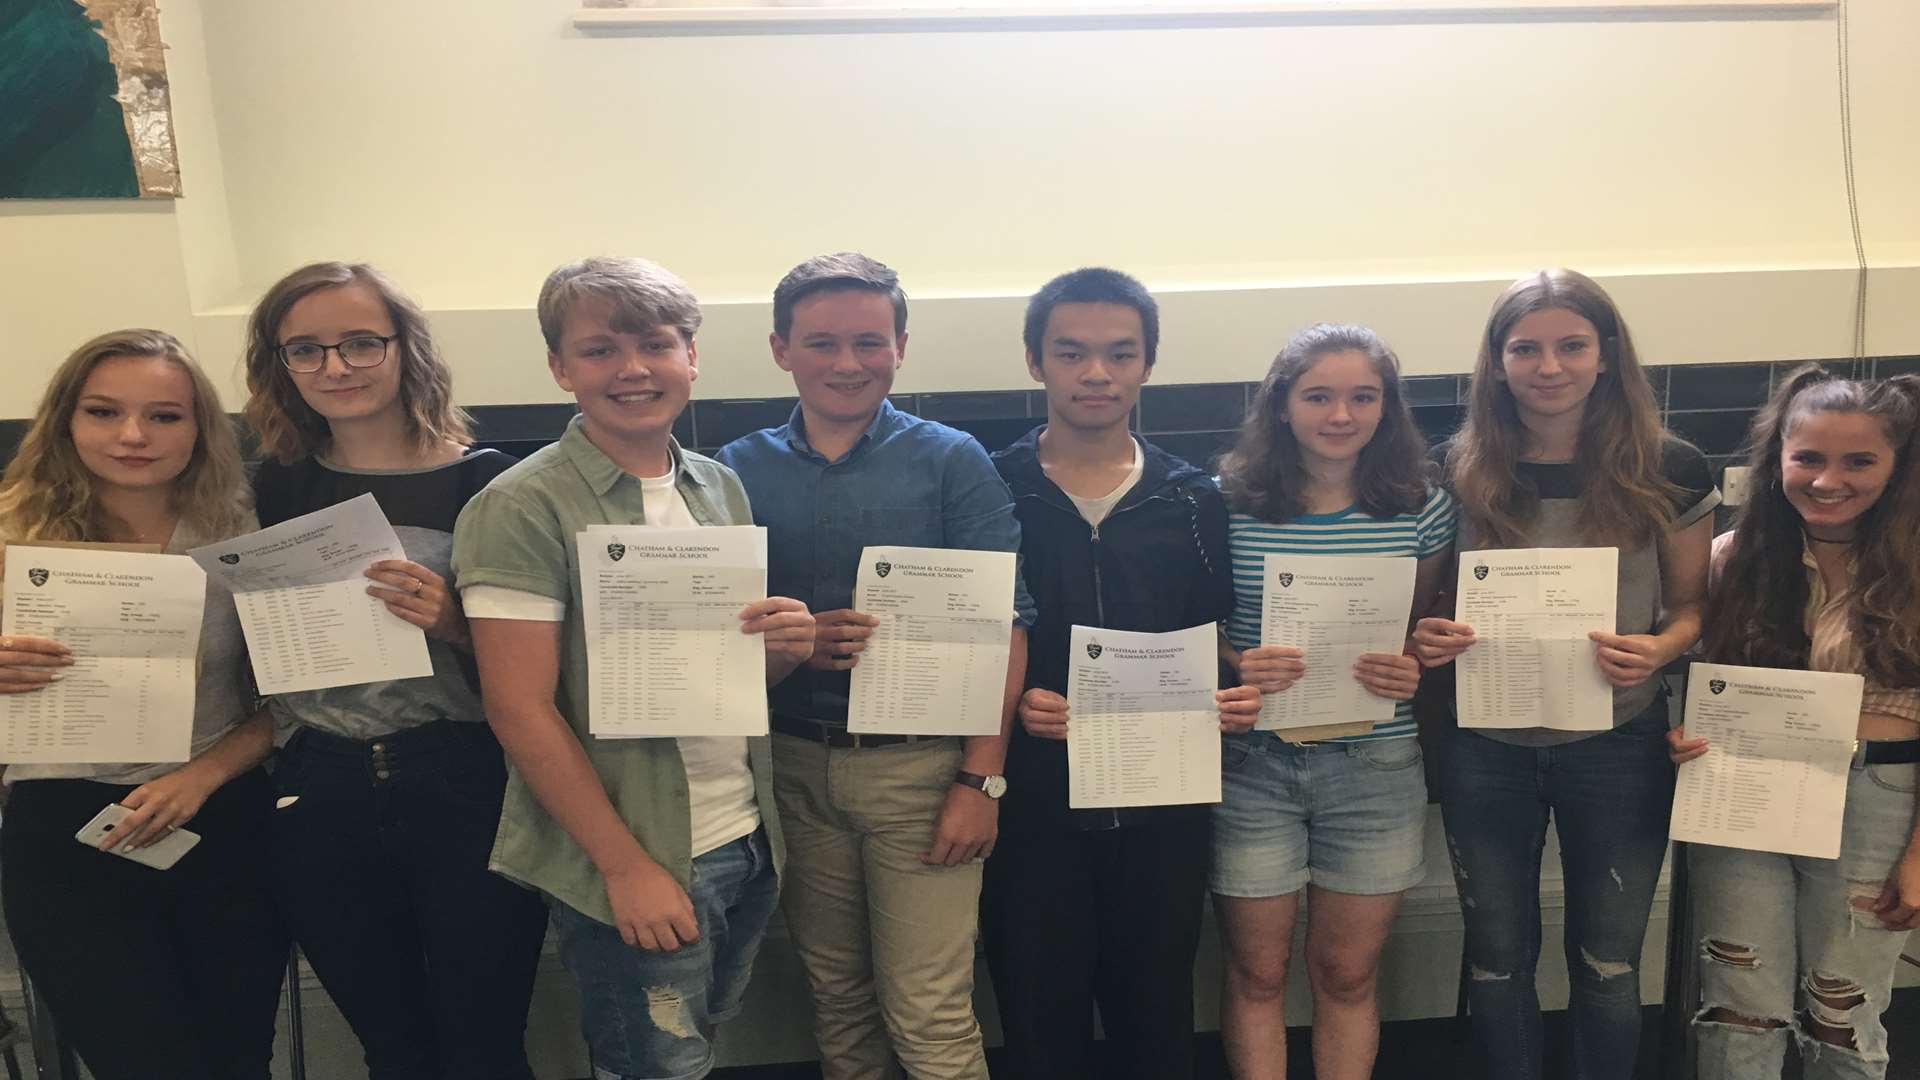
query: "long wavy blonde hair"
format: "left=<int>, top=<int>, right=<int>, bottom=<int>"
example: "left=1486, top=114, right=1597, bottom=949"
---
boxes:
left=1448, top=269, right=1678, bottom=548
left=0, top=329, right=250, bottom=543
left=242, top=262, right=471, bottom=464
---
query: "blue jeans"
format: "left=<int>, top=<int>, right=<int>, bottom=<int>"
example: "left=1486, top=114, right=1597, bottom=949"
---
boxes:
left=1691, top=760, right=1918, bottom=1080
left=548, top=830, right=780, bottom=1080
left=1440, top=701, right=1675, bottom=1080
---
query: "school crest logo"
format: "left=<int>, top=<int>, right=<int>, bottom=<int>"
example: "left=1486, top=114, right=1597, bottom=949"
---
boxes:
left=1473, top=564, right=1490, bottom=581
left=1709, top=679, right=1727, bottom=695
left=1277, top=572, right=1294, bottom=588
left=875, top=561, right=892, bottom=578
left=1086, top=642, right=1103, bottom=659
left=218, top=553, right=240, bottom=565
left=606, top=543, right=626, bottom=562
left=26, top=568, right=48, bottom=587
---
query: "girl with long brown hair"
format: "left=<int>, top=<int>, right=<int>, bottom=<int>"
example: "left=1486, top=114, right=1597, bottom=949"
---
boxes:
left=0, top=330, right=284, bottom=1079
left=1212, top=323, right=1455, bottom=1080
left=240, top=263, right=546, bottom=1079
left=1411, top=270, right=1718, bottom=1080
left=1673, top=366, right=1919, bottom=1079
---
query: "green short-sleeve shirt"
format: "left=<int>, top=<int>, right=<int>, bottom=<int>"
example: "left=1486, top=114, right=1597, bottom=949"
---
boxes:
left=452, top=417, right=783, bottom=925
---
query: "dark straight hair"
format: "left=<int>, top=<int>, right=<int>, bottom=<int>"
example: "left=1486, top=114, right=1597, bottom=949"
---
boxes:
left=1023, top=267, right=1160, bottom=368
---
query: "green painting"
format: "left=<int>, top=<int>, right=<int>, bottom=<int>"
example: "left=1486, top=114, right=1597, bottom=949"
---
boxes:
left=0, top=0, right=181, bottom=199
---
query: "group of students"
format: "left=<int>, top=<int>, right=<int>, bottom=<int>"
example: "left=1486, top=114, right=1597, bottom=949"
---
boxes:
left=0, top=253, right=1912, bottom=1080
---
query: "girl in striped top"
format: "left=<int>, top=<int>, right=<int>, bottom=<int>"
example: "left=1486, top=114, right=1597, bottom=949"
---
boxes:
left=1210, top=323, right=1455, bottom=1080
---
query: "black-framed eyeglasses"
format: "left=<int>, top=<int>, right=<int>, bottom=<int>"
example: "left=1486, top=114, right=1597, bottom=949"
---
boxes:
left=275, top=335, right=396, bottom=374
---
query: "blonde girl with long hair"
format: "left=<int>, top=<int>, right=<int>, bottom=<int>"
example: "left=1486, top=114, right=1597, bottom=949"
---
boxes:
left=1412, top=270, right=1719, bottom=1080
left=239, top=262, right=546, bottom=1080
left=0, top=329, right=285, bottom=1079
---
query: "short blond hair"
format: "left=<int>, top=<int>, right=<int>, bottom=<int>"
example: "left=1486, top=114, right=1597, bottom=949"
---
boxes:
left=537, top=257, right=703, bottom=351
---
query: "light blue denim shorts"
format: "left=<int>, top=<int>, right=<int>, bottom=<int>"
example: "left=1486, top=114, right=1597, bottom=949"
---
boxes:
left=1210, top=732, right=1429, bottom=898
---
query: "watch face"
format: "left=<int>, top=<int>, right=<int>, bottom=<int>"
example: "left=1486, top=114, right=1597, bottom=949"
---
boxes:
left=983, top=775, right=1008, bottom=799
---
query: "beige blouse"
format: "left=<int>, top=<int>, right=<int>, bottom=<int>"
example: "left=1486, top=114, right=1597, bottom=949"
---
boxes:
left=1801, top=544, right=1920, bottom=724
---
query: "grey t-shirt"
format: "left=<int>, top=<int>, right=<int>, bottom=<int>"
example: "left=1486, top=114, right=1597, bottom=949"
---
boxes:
left=4, top=516, right=260, bottom=786
left=1440, top=438, right=1720, bottom=746
left=252, top=451, right=515, bottom=742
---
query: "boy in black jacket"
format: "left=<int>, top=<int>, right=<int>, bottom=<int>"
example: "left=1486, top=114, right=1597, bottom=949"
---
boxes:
left=983, top=268, right=1261, bottom=1080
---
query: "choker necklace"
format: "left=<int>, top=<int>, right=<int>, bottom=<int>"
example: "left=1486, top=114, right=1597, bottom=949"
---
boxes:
left=1805, top=533, right=1855, bottom=545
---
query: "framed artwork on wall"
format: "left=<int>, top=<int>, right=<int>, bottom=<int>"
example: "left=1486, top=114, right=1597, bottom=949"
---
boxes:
left=0, top=0, right=181, bottom=199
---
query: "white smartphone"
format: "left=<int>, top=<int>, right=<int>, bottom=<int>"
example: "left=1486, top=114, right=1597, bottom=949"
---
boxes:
left=73, top=804, right=201, bottom=870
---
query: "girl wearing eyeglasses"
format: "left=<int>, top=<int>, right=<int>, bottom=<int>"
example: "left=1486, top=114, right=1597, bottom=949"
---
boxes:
left=0, top=330, right=285, bottom=1079
left=240, top=263, right=546, bottom=1080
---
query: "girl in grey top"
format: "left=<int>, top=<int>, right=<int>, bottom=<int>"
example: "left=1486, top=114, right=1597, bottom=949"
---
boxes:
left=1412, top=271, right=1717, bottom=1080
left=0, top=329, right=284, bottom=1080
left=239, top=262, right=546, bottom=1080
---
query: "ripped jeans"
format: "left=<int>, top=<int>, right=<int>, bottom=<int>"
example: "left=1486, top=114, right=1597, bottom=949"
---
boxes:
left=1440, top=703, right=1676, bottom=1080
left=547, top=830, right=780, bottom=1080
left=1690, top=760, right=1917, bottom=1080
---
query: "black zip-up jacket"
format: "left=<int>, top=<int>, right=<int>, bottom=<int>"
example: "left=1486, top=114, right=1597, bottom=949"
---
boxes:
left=992, top=427, right=1236, bottom=832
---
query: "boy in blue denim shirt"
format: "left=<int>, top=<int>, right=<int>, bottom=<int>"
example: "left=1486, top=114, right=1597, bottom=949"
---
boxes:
left=717, top=253, right=1034, bottom=1080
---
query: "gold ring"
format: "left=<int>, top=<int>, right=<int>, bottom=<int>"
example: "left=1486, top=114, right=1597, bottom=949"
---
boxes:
left=408, top=577, right=423, bottom=594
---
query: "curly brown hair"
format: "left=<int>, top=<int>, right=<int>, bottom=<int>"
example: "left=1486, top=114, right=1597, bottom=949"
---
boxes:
left=1703, top=364, right=1920, bottom=688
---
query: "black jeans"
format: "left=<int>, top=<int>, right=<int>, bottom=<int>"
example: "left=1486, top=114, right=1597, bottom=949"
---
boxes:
left=980, top=809, right=1211, bottom=1080
left=272, top=720, right=548, bottom=1080
left=0, top=768, right=286, bottom=1080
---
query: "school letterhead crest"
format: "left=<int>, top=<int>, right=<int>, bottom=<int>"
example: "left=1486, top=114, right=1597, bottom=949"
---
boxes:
left=1086, top=642, right=1103, bottom=659
left=218, top=553, right=241, bottom=565
left=1473, top=564, right=1490, bottom=581
left=26, top=568, right=48, bottom=587
left=1277, top=572, right=1294, bottom=588
left=1709, top=679, right=1727, bottom=695
left=875, top=560, right=892, bottom=578
left=606, top=543, right=626, bottom=562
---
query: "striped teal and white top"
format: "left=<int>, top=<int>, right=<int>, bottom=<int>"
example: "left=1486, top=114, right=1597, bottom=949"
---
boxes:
left=1225, top=488, right=1457, bottom=742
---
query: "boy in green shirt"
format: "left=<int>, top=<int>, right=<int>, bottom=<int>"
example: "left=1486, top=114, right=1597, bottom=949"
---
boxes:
left=452, top=256, right=814, bottom=1080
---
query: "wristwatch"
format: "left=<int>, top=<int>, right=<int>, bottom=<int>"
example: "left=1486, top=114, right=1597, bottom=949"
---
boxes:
left=955, top=771, right=1008, bottom=799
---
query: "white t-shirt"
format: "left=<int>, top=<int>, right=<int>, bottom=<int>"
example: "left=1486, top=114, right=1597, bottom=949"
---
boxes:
left=462, top=465, right=760, bottom=859
left=1064, top=437, right=1145, bottom=527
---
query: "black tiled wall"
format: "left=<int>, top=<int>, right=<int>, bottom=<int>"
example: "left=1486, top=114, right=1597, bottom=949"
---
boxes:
left=4, top=358, right=1915, bottom=481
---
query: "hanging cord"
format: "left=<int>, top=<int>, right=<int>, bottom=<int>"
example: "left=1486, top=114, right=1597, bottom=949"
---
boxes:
left=1835, top=0, right=1867, bottom=359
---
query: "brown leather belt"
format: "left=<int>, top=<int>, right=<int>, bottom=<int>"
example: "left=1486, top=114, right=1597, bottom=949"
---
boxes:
left=770, top=714, right=948, bottom=750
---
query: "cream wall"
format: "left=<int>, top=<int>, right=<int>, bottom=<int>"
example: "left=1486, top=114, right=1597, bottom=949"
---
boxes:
left=2, top=0, right=1918, bottom=415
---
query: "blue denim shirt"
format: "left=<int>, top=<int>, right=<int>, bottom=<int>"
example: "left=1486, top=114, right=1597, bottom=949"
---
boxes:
left=717, top=401, right=1036, bottom=727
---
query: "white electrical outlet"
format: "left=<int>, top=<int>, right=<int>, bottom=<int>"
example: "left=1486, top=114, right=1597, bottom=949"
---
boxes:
left=1722, top=465, right=1752, bottom=507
